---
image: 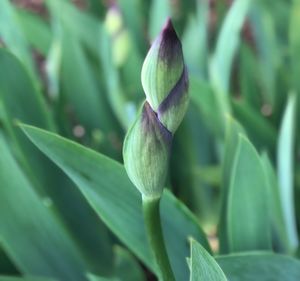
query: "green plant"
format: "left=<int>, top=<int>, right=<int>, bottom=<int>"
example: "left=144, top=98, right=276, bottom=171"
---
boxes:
left=123, top=19, right=188, bottom=281
left=0, top=0, right=300, bottom=281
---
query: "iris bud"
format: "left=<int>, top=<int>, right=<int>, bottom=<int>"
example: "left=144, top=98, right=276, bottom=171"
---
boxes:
left=123, top=102, right=172, bottom=199
left=141, top=19, right=189, bottom=133
left=123, top=18, right=188, bottom=199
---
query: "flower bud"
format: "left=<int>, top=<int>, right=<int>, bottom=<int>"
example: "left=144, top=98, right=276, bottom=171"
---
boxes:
left=141, top=18, right=189, bottom=133
left=123, top=18, right=189, bottom=199
left=123, top=102, right=172, bottom=199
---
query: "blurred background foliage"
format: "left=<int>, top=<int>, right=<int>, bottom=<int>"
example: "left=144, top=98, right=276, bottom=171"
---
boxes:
left=1, top=0, right=300, bottom=280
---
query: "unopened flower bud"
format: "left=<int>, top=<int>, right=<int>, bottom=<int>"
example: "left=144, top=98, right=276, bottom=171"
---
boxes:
left=141, top=19, right=189, bottom=133
left=123, top=18, right=189, bottom=199
left=123, top=102, right=172, bottom=199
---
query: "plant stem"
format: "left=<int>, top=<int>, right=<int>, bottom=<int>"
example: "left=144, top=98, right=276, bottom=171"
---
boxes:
left=142, top=196, right=175, bottom=281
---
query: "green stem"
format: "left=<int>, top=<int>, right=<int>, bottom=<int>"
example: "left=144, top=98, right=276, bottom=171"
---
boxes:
left=143, top=196, right=175, bottom=281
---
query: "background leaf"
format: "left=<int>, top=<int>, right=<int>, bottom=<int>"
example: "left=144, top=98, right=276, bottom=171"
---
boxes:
left=0, top=49, right=114, bottom=275
left=277, top=94, right=298, bottom=252
left=227, top=135, right=272, bottom=252
left=217, top=252, right=300, bottom=281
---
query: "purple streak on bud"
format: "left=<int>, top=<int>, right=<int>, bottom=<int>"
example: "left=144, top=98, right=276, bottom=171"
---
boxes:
left=158, top=18, right=183, bottom=66
left=141, top=102, right=173, bottom=147
left=157, top=67, right=189, bottom=115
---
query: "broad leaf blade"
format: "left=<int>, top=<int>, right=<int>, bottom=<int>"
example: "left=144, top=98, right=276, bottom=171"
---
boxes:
left=21, top=125, right=211, bottom=281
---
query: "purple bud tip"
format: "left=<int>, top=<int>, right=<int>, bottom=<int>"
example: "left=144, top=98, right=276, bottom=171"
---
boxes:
left=158, top=18, right=183, bottom=64
left=162, top=18, right=176, bottom=34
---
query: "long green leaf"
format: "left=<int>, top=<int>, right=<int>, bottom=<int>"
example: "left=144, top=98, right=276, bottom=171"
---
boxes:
left=0, top=134, right=87, bottom=281
left=209, top=0, right=252, bottom=124
left=249, top=5, right=279, bottom=106
left=219, top=116, right=245, bottom=253
left=60, top=33, right=114, bottom=133
left=277, top=94, right=298, bottom=252
left=261, top=154, right=290, bottom=253
left=217, top=252, right=300, bottom=281
left=0, top=49, right=55, bottom=192
left=0, top=0, right=36, bottom=81
left=21, top=125, right=211, bottom=281
left=210, top=0, right=251, bottom=94
left=227, top=135, right=272, bottom=252
left=148, top=0, right=171, bottom=40
left=98, top=25, right=131, bottom=129
left=289, top=0, right=300, bottom=93
left=182, top=0, right=209, bottom=78
left=190, top=239, right=227, bottom=281
left=0, top=50, right=113, bottom=274
left=16, top=9, right=52, bottom=55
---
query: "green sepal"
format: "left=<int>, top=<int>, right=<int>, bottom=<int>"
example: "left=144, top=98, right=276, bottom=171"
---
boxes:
left=123, top=102, right=172, bottom=199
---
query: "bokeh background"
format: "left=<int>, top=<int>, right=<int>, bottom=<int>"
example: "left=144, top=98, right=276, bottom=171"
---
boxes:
left=0, top=0, right=300, bottom=279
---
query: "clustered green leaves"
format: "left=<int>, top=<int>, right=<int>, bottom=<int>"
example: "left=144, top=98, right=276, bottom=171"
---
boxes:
left=0, top=0, right=300, bottom=281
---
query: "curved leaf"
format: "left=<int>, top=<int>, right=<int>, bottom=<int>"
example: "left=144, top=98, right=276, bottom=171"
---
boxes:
left=21, top=125, right=211, bottom=281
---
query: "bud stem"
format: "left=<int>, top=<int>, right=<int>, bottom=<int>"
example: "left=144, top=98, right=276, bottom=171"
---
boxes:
left=142, top=196, right=175, bottom=281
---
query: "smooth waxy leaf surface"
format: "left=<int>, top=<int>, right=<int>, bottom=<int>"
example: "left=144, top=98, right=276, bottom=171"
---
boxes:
left=0, top=134, right=88, bottom=281
left=261, top=154, right=289, bottom=253
left=277, top=94, right=298, bottom=252
left=217, top=252, right=300, bottom=281
left=22, top=125, right=211, bottom=281
left=219, top=117, right=245, bottom=253
left=190, top=239, right=227, bottom=281
left=227, top=135, right=272, bottom=252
